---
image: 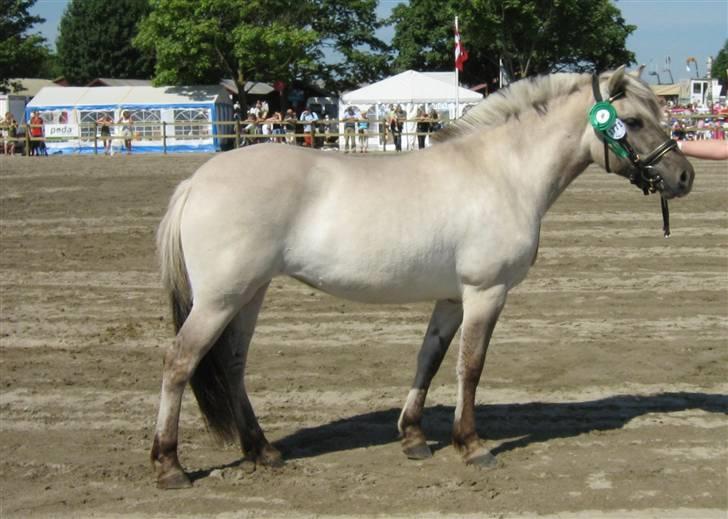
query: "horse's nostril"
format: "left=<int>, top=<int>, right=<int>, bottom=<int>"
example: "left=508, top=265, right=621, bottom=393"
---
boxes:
left=680, top=171, right=689, bottom=183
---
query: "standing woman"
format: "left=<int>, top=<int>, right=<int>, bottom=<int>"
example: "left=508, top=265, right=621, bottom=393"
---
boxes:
left=119, top=110, right=134, bottom=155
left=3, top=112, right=18, bottom=155
left=29, top=111, right=44, bottom=156
left=96, top=113, right=113, bottom=155
left=415, top=105, right=429, bottom=150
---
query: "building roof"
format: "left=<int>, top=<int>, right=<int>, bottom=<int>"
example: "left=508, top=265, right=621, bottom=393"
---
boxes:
left=7, top=78, right=61, bottom=97
left=219, top=79, right=275, bottom=96
left=651, top=84, right=681, bottom=97
left=87, top=78, right=153, bottom=87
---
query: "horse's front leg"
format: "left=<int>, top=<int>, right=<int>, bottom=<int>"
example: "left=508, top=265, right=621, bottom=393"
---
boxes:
left=453, top=285, right=507, bottom=467
left=398, top=299, right=462, bottom=459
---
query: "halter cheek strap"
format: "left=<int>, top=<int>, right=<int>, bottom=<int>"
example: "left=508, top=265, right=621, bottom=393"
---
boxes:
left=591, top=74, right=677, bottom=237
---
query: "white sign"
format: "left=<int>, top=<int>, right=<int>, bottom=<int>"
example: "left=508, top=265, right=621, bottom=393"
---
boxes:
left=46, top=124, right=78, bottom=138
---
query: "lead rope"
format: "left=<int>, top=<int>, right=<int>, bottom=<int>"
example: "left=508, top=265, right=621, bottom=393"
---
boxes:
left=661, top=197, right=670, bottom=238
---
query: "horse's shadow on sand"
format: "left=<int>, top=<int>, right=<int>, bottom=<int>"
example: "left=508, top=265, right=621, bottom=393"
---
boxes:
left=188, top=392, right=726, bottom=482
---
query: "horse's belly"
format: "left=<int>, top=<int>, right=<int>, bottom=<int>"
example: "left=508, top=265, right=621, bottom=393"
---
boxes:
left=286, top=259, right=461, bottom=304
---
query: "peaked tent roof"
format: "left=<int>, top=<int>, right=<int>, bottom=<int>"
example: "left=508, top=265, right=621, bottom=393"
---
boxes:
left=342, top=70, right=482, bottom=104
left=27, top=85, right=231, bottom=108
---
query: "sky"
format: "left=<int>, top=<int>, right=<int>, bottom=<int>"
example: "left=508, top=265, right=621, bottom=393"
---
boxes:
left=29, top=0, right=727, bottom=84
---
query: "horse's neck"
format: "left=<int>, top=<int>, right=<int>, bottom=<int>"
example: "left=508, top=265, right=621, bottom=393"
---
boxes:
left=480, top=92, right=592, bottom=219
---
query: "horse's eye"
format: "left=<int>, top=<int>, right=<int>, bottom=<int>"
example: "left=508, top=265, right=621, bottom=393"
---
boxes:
left=624, top=118, right=643, bottom=129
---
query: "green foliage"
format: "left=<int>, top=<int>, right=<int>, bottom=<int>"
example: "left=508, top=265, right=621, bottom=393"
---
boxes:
left=391, top=0, right=636, bottom=87
left=0, top=0, right=50, bottom=93
left=134, top=0, right=389, bottom=103
left=56, top=0, right=155, bottom=84
left=711, top=40, right=728, bottom=86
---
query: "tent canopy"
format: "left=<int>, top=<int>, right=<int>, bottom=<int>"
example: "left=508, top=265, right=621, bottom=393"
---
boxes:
left=342, top=70, right=482, bottom=105
left=27, top=85, right=231, bottom=109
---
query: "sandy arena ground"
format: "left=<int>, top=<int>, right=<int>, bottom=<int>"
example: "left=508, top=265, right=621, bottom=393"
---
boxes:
left=0, top=152, right=726, bottom=518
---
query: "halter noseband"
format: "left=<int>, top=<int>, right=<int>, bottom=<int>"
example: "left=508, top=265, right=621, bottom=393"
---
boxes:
left=590, top=74, right=677, bottom=237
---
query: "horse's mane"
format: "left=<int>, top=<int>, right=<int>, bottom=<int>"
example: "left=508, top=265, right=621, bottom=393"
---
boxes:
left=433, top=70, right=659, bottom=143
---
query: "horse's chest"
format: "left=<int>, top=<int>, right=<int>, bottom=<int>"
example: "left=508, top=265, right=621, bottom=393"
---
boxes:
left=458, top=223, right=540, bottom=289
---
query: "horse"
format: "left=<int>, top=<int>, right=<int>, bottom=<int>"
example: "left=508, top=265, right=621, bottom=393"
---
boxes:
left=150, top=67, right=694, bottom=488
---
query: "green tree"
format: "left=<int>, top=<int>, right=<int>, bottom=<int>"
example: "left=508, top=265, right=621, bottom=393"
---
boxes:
left=711, top=40, right=728, bottom=87
left=134, top=0, right=389, bottom=108
left=0, top=0, right=50, bottom=93
left=390, top=0, right=636, bottom=88
left=56, top=0, right=155, bottom=85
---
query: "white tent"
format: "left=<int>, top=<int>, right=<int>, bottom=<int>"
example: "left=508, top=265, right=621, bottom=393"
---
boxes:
left=26, top=85, right=233, bottom=154
left=339, top=70, right=483, bottom=151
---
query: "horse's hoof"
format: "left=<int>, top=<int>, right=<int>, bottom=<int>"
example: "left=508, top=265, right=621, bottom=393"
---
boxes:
left=465, top=450, right=498, bottom=469
left=157, top=469, right=192, bottom=489
left=258, top=447, right=284, bottom=468
left=240, top=457, right=257, bottom=474
left=260, top=454, right=284, bottom=469
left=403, top=443, right=433, bottom=460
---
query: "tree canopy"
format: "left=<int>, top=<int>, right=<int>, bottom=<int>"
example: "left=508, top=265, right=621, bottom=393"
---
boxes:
left=390, top=0, right=636, bottom=88
left=56, top=0, right=155, bottom=85
left=134, top=0, right=389, bottom=107
left=711, top=40, right=728, bottom=87
left=0, top=0, right=50, bottom=93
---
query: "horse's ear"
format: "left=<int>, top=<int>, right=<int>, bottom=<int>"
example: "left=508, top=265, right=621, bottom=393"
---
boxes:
left=629, top=65, right=646, bottom=79
left=607, top=65, right=627, bottom=97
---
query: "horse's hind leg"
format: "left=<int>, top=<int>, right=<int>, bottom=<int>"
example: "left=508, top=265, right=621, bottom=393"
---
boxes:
left=152, top=299, right=241, bottom=489
left=398, top=299, right=462, bottom=459
left=220, top=283, right=283, bottom=470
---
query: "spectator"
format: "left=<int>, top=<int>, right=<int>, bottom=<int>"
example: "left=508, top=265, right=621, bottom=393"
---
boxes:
left=415, top=105, right=429, bottom=150
left=243, top=113, right=258, bottom=145
left=3, top=112, right=18, bottom=155
left=343, top=106, right=357, bottom=153
left=390, top=104, right=405, bottom=152
left=29, top=111, right=44, bottom=156
left=357, top=109, right=369, bottom=153
left=268, top=112, right=284, bottom=143
left=428, top=107, right=440, bottom=133
left=249, top=100, right=262, bottom=119
left=379, top=111, right=388, bottom=152
left=300, top=108, right=318, bottom=147
left=96, top=113, right=113, bottom=155
left=118, top=110, right=134, bottom=155
left=284, top=108, right=297, bottom=145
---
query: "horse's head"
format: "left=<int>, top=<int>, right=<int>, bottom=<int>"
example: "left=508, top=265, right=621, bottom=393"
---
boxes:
left=587, top=66, right=694, bottom=200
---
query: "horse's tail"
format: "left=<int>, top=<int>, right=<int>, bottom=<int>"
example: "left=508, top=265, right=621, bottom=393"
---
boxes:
left=157, top=178, right=239, bottom=442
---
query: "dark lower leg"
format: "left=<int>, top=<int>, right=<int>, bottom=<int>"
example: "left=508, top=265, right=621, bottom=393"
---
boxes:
left=399, top=300, right=462, bottom=458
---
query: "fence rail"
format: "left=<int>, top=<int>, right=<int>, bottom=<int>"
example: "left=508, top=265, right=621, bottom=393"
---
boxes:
left=2, top=114, right=726, bottom=156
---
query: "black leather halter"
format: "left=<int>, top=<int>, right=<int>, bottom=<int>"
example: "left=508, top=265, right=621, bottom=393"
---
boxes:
left=591, top=74, right=677, bottom=237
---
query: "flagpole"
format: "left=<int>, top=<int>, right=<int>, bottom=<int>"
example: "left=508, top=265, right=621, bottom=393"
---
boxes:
left=455, top=16, right=460, bottom=119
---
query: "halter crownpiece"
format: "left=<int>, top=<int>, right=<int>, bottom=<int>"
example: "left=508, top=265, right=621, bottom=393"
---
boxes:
left=589, top=73, right=677, bottom=237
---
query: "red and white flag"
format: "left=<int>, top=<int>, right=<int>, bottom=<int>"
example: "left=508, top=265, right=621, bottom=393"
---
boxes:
left=454, top=17, right=469, bottom=72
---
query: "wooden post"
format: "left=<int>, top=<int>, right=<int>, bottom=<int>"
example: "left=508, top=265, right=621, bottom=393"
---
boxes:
left=93, top=122, right=98, bottom=155
left=24, top=126, right=30, bottom=156
left=162, top=121, right=167, bottom=155
left=235, top=119, right=241, bottom=148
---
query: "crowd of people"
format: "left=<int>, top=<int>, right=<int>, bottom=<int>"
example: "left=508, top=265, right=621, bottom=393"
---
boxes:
left=235, top=101, right=441, bottom=153
left=666, top=103, right=727, bottom=141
